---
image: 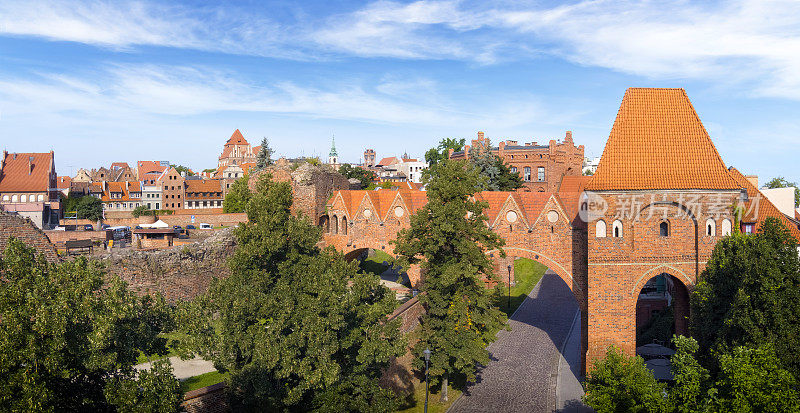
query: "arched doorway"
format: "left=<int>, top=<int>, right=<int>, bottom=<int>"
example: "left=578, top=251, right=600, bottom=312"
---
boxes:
left=634, top=272, right=690, bottom=380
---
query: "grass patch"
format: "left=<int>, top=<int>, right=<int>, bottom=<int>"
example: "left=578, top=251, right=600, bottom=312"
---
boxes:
left=396, top=379, right=461, bottom=413
left=180, top=370, right=229, bottom=393
left=136, top=332, right=186, bottom=365
left=359, top=249, right=403, bottom=276
left=496, top=258, right=547, bottom=317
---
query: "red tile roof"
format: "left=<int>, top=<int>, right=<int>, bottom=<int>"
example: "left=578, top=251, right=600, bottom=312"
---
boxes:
left=100, top=181, right=141, bottom=202
left=137, top=161, right=167, bottom=180
left=56, top=176, right=72, bottom=189
left=729, top=167, right=800, bottom=241
left=558, top=175, right=592, bottom=223
left=475, top=192, right=512, bottom=224
left=0, top=151, right=54, bottom=192
left=586, top=88, right=739, bottom=191
left=225, top=129, right=249, bottom=146
left=378, top=157, right=399, bottom=166
left=185, top=178, right=223, bottom=195
left=514, top=192, right=554, bottom=224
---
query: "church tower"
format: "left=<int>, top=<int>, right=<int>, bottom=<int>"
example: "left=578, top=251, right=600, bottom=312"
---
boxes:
left=328, top=136, right=339, bottom=168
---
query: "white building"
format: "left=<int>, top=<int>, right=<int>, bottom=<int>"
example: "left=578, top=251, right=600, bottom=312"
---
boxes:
left=142, top=183, right=162, bottom=210
left=395, top=158, right=429, bottom=183
left=583, top=156, right=601, bottom=175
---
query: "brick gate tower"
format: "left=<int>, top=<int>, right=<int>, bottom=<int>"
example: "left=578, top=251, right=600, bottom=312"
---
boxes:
left=583, top=88, right=742, bottom=365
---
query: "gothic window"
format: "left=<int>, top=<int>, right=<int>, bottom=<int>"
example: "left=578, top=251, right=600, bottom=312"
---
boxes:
left=613, top=220, right=623, bottom=237
left=660, top=221, right=669, bottom=237
left=721, top=219, right=732, bottom=236
left=706, top=219, right=716, bottom=236
left=596, top=220, right=606, bottom=238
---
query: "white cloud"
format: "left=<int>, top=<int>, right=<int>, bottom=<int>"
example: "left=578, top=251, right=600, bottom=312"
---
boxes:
left=0, top=64, right=555, bottom=127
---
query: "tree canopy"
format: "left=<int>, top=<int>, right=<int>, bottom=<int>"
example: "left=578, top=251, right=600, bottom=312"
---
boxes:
left=691, top=217, right=800, bottom=379
left=393, top=159, right=507, bottom=397
left=764, top=176, right=800, bottom=207
left=584, top=218, right=800, bottom=413
left=0, top=238, right=180, bottom=412
left=255, top=137, right=274, bottom=170
left=222, top=174, right=251, bottom=213
left=424, top=138, right=465, bottom=167
left=468, top=143, right=523, bottom=191
left=74, top=195, right=103, bottom=221
left=339, top=164, right=377, bottom=189
left=583, top=346, right=669, bottom=413
left=179, top=173, right=404, bottom=411
left=170, top=164, right=194, bottom=177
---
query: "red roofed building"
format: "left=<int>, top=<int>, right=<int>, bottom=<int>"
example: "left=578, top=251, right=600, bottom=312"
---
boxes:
left=449, top=130, right=584, bottom=192
left=218, top=129, right=258, bottom=169
left=0, top=151, right=60, bottom=229
left=185, top=178, right=224, bottom=210
left=99, top=181, right=143, bottom=213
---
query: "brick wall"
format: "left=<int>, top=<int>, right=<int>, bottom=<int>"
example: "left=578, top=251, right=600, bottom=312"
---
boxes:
left=0, top=210, right=59, bottom=262
left=98, top=228, right=236, bottom=302
left=387, top=295, right=424, bottom=333
left=159, top=213, right=247, bottom=228
left=181, top=383, right=229, bottom=413
left=585, top=190, right=739, bottom=366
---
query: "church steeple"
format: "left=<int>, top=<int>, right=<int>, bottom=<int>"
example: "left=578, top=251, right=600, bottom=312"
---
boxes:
left=328, top=135, right=339, bottom=167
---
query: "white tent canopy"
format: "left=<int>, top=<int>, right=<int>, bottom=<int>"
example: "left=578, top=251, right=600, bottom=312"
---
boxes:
left=139, top=220, right=170, bottom=229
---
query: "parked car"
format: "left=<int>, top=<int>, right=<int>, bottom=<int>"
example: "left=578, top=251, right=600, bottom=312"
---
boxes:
left=186, top=224, right=196, bottom=230
left=199, top=223, right=213, bottom=229
left=83, top=224, right=94, bottom=231
left=53, top=226, right=66, bottom=231
left=101, top=224, right=111, bottom=230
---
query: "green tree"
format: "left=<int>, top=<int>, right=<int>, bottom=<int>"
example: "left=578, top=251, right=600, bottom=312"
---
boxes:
left=424, top=137, right=465, bottom=167
left=468, top=139, right=523, bottom=191
left=255, top=137, right=274, bottom=170
left=393, top=160, right=507, bottom=399
left=0, top=238, right=178, bottom=412
left=202, top=168, right=216, bottom=174
left=668, top=336, right=714, bottom=413
left=583, top=346, right=669, bottom=413
left=179, top=174, right=404, bottom=411
left=714, top=344, right=800, bottom=413
left=222, top=174, right=251, bottom=213
left=339, top=164, right=378, bottom=189
left=77, top=195, right=104, bottom=221
left=132, top=204, right=151, bottom=218
left=170, top=164, right=194, bottom=176
left=764, top=176, right=800, bottom=207
left=690, top=217, right=800, bottom=379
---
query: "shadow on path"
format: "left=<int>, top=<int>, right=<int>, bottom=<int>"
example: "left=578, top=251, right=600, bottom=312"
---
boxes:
left=448, top=271, right=590, bottom=413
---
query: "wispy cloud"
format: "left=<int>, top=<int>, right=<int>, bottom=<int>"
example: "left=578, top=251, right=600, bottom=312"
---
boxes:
left=3, top=0, right=800, bottom=99
left=0, top=64, right=555, bottom=127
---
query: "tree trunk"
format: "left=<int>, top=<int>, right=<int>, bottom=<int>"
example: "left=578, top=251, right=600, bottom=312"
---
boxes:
left=440, top=374, right=448, bottom=402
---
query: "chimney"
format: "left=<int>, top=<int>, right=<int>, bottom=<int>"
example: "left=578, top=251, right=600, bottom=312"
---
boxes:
left=745, top=175, right=758, bottom=188
left=477, top=131, right=485, bottom=140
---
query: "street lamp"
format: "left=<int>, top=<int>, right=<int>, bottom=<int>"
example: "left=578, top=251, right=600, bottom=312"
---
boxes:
left=507, top=265, right=512, bottom=311
left=423, top=347, right=431, bottom=413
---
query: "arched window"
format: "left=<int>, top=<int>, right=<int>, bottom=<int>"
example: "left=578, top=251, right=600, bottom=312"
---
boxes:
left=341, top=217, right=348, bottom=235
left=706, top=219, right=716, bottom=236
left=319, top=215, right=329, bottom=233
left=659, top=221, right=669, bottom=237
left=721, top=219, right=732, bottom=236
left=613, top=220, right=623, bottom=237
left=11, top=195, right=17, bottom=202
left=1, top=195, right=8, bottom=201
left=596, top=220, right=607, bottom=238
left=20, top=195, right=26, bottom=203
left=37, top=194, right=44, bottom=201
left=332, top=215, right=338, bottom=234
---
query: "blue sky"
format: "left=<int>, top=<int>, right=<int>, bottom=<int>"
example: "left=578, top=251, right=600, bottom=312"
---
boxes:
left=0, top=0, right=799, bottom=184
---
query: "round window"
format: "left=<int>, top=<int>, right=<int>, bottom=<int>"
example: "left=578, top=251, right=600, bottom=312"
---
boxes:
left=547, top=210, right=559, bottom=223
left=394, top=206, right=404, bottom=217
left=506, top=211, right=518, bottom=223
left=363, top=209, right=372, bottom=218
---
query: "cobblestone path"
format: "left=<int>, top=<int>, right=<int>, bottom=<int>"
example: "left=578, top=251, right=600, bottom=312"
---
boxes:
left=449, top=270, right=580, bottom=412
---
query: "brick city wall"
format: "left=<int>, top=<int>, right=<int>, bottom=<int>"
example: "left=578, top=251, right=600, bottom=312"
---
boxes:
left=585, top=190, right=739, bottom=366
left=99, top=228, right=236, bottom=302
left=0, top=210, right=59, bottom=262
left=181, top=383, right=229, bottom=413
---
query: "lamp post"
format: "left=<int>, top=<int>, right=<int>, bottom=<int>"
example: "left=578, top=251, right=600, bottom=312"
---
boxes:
left=507, top=264, right=512, bottom=311
left=423, top=348, right=431, bottom=413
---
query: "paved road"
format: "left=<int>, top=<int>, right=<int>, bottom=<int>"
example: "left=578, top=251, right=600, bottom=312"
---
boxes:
left=134, top=356, right=216, bottom=381
left=449, top=270, right=586, bottom=412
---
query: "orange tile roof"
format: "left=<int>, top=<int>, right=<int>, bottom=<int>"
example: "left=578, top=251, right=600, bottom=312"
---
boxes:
left=0, top=151, right=54, bottom=192
left=185, top=178, right=223, bottom=194
left=137, top=161, right=167, bottom=179
left=399, top=191, right=428, bottom=214
left=475, top=192, right=512, bottom=224
left=225, top=129, right=249, bottom=146
left=558, top=175, right=592, bottom=223
left=514, top=192, right=553, bottom=224
left=367, top=190, right=399, bottom=220
left=240, top=162, right=256, bottom=174
left=100, top=181, right=141, bottom=202
left=378, top=157, right=399, bottom=166
left=56, top=176, right=72, bottom=189
left=729, top=167, right=800, bottom=241
left=586, top=88, right=740, bottom=191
